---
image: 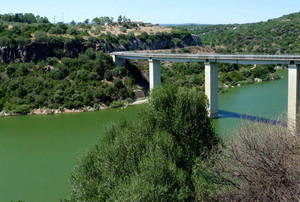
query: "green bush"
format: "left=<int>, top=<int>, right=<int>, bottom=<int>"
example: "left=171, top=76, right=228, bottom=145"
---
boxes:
left=146, top=85, right=220, bottom=168
left=48, top=26, right=64, bottom=34
left=34, top=31, right=48, bottom=42
left=10, top=104, right=31, bottom=115
left=69, top=85, right=221, bottom=201
left=70, top=119, right=191, bottom=201
left=119, top=39, right=129, bottom=46
left=0, top=36, right=10, bottom=46
left=181, top=47, right=191, bottom=53
left=66, top=27, right=79, bottom=35
left=109, top=100, right=124, bottom=108
left=120, top=27, right=127, bottom=33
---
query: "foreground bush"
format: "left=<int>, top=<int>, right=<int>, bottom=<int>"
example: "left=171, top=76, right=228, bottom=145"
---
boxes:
left=211, top=120, right=300, bottom=201
left=145, top=84, right=220, bottom=171
left=69, top=85, right=220, bottom=201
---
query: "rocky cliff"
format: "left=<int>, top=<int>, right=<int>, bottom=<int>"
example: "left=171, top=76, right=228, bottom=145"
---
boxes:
left=0, top=34, right=201, bottom=63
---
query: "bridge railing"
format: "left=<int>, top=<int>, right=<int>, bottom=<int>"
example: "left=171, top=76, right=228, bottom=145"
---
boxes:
left=111, top=52, right=300, bottom=64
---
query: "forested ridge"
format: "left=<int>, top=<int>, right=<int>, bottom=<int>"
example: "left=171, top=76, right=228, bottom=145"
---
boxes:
left=177, top=12, right=300, bottom=54
left=0, top=13, right=199, bottom=63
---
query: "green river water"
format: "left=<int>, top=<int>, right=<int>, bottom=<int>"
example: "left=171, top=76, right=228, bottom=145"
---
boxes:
left=0, top=70, right=287, bottom=201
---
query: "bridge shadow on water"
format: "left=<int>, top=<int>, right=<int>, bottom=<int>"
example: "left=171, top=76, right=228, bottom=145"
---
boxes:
left=218, top=110, right=286, bottom=126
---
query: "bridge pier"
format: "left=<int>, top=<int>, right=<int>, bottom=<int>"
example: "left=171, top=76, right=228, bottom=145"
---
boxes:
left=287, top=64, right=300, bottom=133
left=112, top=55, right=126, bottom=67
left=205, top=62, right=219, bottom=118
left=149, top=59, right=161, bottom=90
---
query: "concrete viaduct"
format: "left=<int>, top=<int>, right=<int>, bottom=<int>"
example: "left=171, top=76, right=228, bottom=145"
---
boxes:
left=111, top=52, right=300, bottom=132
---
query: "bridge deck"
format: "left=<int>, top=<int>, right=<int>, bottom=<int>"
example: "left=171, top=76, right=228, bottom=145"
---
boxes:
left=111, top=52, right=300, bottom=65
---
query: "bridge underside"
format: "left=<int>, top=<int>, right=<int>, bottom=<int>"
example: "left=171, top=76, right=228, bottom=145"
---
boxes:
left=111, top=52, right=300, bottom=133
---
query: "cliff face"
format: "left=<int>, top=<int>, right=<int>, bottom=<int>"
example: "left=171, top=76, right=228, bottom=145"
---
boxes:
left=0, top=41, right=88, bottom=63
left=0, top=34, right=201, bottom=63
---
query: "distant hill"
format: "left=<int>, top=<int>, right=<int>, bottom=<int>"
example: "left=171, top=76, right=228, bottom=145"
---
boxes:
left=179, top=12, right=300, bottom=54
left=160, top=23, right=211, bottom=27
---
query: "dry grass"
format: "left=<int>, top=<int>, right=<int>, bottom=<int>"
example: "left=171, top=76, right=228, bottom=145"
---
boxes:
left=214, top=119, right=300, bottom=201
left=89, top=25, right=172, bottom=36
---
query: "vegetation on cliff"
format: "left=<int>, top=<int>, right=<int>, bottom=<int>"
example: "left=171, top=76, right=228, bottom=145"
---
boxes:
left=0, top=13, right=198, bottom=63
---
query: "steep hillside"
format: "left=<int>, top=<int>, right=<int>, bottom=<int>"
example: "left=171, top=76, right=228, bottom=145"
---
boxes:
left=179, top=12, right=300, bottom=54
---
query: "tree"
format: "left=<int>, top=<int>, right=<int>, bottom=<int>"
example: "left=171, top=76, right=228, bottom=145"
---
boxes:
left=48, top=26, right=64, bottom=34
left=117, top=15, right=122, bottom=25
left=109, top=17, right=114, bottom=25
left=69, top=85, right=221, bottom=201
left=66, top=27, right=79, bottom=35
left=144, top=85, right=220, bottom=170
left=70, top=20, right=76, bottom=25
left=92, top=17, right=100, bottom=25
left=34, top=31, right=48, bottom=42
left=0, top=36, right=10, bottom=46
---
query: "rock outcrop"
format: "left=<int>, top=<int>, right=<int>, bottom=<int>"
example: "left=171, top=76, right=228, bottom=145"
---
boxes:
left=0, top=34, right=201, bottom=63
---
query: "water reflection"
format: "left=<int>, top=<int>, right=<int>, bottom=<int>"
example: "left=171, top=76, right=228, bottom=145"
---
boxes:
left=218, top=110, right=284, bottom=126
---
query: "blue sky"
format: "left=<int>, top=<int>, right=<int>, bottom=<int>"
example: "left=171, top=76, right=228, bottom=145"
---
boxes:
left=1, top=0, right=300, bottom=24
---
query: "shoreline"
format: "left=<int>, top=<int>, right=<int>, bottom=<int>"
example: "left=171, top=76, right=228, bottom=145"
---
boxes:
left=0, top=70, right=285, bottom=117
left=0, top=98, right=149, bottom=117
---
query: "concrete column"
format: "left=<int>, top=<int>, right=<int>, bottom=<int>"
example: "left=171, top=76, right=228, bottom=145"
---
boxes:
left=112, top=55, right=126, bottom=67
left=205, top=62, right=218, bottom=118
left=149, top=59, right=161, bottom=90
left=287, top=64, right=300, bottom=132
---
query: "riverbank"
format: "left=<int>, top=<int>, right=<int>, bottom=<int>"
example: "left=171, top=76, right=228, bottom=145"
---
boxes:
left=0, top=73, right=282, bottom=117
left=0, top=98, right=149, bottom=117
left=0, top=67, right=284, bottom=118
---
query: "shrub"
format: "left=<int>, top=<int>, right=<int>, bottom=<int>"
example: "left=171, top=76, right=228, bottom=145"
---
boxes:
left=213, top=119, right=300, bottom=201
left=34, top=31, right=48, bottom=42
left=91, top=26, right=104, bottom=35
left=10, top=104, right=31, bottom=115
left=104, top=69, right=113, bottom=81
left=119, top=39, right=129, bottom=47
left=181, top=48, right=191, bottom=53
left=66, top=27, right=79, bottom=35
left=15, top=37, right=31, bottom=46
left=109, top=100, right=124, bottom=108
left=0, top=36, right=10, bottom=46
left=120, top=27, right=127, bottom=33
left=127, top=31, right=135, bottom=40
left=48, top=26, right=64, bottom=34
left=137, top=32, right=148, bottom=42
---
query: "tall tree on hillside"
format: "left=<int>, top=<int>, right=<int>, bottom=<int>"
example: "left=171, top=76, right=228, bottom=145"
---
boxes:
left=117, top=15, right=122, bottom=25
